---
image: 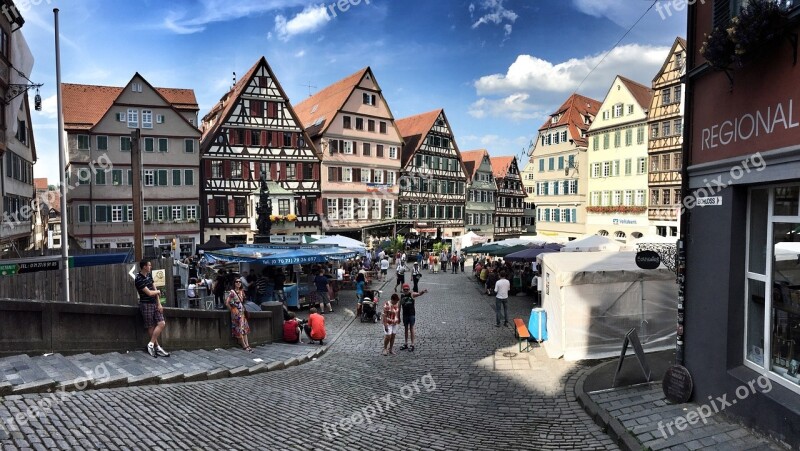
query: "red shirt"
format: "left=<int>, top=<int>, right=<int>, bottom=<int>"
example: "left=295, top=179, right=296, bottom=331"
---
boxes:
left=308, top=313, right=326, bottom=340
left=283, top=319, right=300, bottom=342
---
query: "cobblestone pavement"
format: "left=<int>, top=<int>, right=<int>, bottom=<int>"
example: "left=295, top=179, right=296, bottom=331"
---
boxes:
left=0, top=268, right=617, bottom=450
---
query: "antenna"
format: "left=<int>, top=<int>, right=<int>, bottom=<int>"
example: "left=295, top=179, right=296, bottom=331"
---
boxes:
left=302, top=81, right=317, bottom=97
left=232, top=72, right=236, bottom=89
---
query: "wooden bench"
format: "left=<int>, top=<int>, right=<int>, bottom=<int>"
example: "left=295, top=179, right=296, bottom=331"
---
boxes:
left=513, top=318, right=531, bottom=352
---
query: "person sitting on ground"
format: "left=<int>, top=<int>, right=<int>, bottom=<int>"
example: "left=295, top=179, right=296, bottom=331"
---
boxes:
left=283, top=312, right=302, bottom=344
left=304, top=308, right=326, bottom=345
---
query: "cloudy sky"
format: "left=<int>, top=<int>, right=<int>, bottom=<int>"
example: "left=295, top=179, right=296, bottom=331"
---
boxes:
left=21, top=0, right=686, bottom=183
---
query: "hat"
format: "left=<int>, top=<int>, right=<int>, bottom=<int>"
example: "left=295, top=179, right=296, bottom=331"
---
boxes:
left=359, top=269, right=366, bottom=274
left=402, top=283, right=410, bottom=290
left=413, top=261, right=418, bottom=265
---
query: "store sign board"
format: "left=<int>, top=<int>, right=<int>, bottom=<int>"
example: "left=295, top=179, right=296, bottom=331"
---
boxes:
left=635, top=251, right=661, bottom=270
left=662, top=365, right=693, bottom=403
left=695, top=196, right=722, bottom=207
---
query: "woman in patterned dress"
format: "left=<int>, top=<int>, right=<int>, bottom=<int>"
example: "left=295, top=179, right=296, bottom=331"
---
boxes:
left=226, top=279, right=252, bottom=351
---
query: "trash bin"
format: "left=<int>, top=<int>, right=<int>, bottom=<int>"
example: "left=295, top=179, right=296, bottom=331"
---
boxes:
left=528, top=308, right=548, bottom=342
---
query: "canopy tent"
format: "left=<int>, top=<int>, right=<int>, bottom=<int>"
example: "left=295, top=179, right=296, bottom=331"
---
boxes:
left=206, top=245, right=358, bottom=266
left=539, top=252, right=678, bottom=361
left=468, top=243, right=508, bottom=254
left=490, top=244, right=531, bottom=257
left=493, top=237, right=546, bottom=247
left=314, top=235, right=367, bottom=254
left=196, top=237, right=233, bottom=252
left=461, top=243, right=488, bottom=253
left=561, top=234, right=630, bottom=252
left=460, top=231, right=488, bottom=249
left=505, top=247, right=560, bottom=262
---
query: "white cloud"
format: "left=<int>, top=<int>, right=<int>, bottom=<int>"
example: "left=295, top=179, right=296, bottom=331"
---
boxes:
left=275, top=4, right=331, bottom=41
left=571, top=0, right=641, bottom=28
left=295, top=49, right=306, bottom=58
left=162, top=0, right=309, bottom=34
left=39, top=94, right=58, bottom=120
left=460, top=134, right=535, bottom=152
left=471, top=0, right=518, bottom=29
left=468, top=93, right=548, bottom=122
left=474, top=43, right=669, bottom=98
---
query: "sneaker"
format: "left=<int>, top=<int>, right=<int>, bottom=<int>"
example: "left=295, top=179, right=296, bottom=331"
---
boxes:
left=399, top=344, right=408, bottom=350
left=504, top=322, right=509, bottom=327
left=409, top=345, right=415, bottom=352
left=156, top=346, right=170, bottom=357
left=495, top=324, right=501, bottom=328
left=147, top=342, right=156, bottom=357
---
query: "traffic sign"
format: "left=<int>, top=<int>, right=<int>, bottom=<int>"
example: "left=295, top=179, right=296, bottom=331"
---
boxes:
left=0, top=263, right=18, bottom=275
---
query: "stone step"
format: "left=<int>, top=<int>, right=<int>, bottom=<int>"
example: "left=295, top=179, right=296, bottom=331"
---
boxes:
left=29, top=353, right=89, bottom=384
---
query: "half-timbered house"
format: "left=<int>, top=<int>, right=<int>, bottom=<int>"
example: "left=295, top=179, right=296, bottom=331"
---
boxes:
left=200, top=57, right=321, bottom=244
left=63, top=74, right=201, bottom=257
left=646, top=37, right=685, bottom=238
left=490, top=156, right=526, bottom=240
left=462, top=149, right=497, bottom=242
left=294, top=67, right=404, bottom=240
left=395, top=109, right=467, bottom=240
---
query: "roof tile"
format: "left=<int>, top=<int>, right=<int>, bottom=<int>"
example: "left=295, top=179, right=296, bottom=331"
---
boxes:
left=294, top=67, right=369, bottom=137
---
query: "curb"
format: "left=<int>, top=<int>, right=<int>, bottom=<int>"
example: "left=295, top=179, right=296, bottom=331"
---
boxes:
left=573, top=359, right=646, bottom=451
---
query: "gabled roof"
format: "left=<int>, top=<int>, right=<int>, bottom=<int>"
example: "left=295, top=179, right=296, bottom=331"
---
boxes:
left=294, top=67, right=370, bottom=138
left=461, top=149, right=489, bottom=180
left=618, top=75, right=653, bottom=110
left=396, top=109, right=441, bottom=165
left=62, top=73, right=199, bottom=131
left=200, top=59, right=262, bottom=144
left=537, top=93, right=601, bottom=147
left=490, top=156, right=516, bottom=179
left=652, top=36, right=687, bottom=84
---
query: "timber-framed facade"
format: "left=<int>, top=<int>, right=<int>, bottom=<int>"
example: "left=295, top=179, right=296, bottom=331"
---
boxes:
left=490, top=156, right=526, bottom=240
left=200, top=57, right=322, bottom=244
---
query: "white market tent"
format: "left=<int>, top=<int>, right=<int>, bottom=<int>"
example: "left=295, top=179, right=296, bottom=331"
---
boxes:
left=562, top=234, right=632, bottom=252
left=314, top=235, right=367, bottom=252
left=539, top=252, right=678, bottom=361
left=460, top=231, right=488, bottom=249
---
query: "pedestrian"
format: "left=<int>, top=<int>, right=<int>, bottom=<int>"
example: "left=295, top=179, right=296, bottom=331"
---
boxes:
left=394, top=260, right=408, bottom=292
left=255, top=268, right=271, bottom=305
left=428, top=254, right=435, bottom=273
left=486, top=268, right=499, bottom=296
left=226, top=279, right=252, bottom=351
left=380, top=256, right=390, bottom=281
left=135, top=259, right=169, bottom=358
left=213, top=269, right=227, bottom=309
left=283, top=312, right=302, bottom=344
left=440, top=250, right=447, bottom=273
left=532, top=272, right=541, bottom=306
left=451, top=252, right=459, bottom=274
left=411, top=261, right=422, bottom=292
left=382, top=293, right=402, bottom=356
left=495, top=271, right=511, bottom=328
left=273, top=267, right=286, bottom=304
left=399, top=283, right=428, bottom=352
left=356, top=270, right=366, bottom=303
left=187, top=277, right=200, bottom=308
left=459, top=253, right=466, bottom=272
left=314, top=268, right=334, bottom=313
left=304, top=307, right=326, bottom=345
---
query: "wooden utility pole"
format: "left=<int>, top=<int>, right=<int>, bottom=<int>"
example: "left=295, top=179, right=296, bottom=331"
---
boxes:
left=131, top=129, right=144, bottom=262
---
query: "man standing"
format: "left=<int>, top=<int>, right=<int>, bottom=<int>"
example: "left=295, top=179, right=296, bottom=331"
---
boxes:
left=451, top=252, right=459, bottom=274
left=399, top=284, right=428, bottom=352
left=213, top=269, right=227, bottom=309
left=394, top=260, right=408, bottom=292
left=273, top=267, right=286, bottom=304
left=314, top=268, right=333, bottom=313
left=411, top=262, right=422, bottom=292
left=382, top=294, right=402, bottom=355
left=532, top=272, right=541, bottom=306
left=135, top=259, right=169, bottom=357
left=494, top=271, right=511, bottom=328
left=380, top=255, right=390, bottom=282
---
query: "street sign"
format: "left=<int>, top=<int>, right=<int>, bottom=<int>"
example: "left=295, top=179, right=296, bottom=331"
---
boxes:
left=696, top=196, right=722, bottom=207
left=18, top=260, right=60, bottom=273
left=129, top=264, right=137, bottom=280
left=0, top=263, right=18, bottom=275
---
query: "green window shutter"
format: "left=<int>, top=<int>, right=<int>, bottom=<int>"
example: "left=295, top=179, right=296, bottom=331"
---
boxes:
left=158, top=170, right=167, bottom=186
left=106, top=206, right=112, bottom=223
left=122, top=205, right=128, bottom=222
left=127, top=170, right=132, bottom=185
left=167, top=206, right=172, bottom=220
left=182, top=205, right=187, bottom=219
left=145, top=138, right=154, bottom=152
left=172, top=169, right=181, bottom=186
left=184, top=169, right=194, bottom=186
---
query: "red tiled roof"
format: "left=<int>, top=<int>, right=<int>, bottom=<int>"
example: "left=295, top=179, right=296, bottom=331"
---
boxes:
left=490, top=156, right=515, bottom=179
left=460, top=149, right=489, bottom=180
left=294, top=67, right=370, bottom=137
left=396, top=109, right=441, bottom=166
left=618, top=75, right=653, bottom=110
left=34, top=178, right=48, bottom=190
left=537, top=93, right=601, bottom=147
left=62, top=76, right=198, bottom=130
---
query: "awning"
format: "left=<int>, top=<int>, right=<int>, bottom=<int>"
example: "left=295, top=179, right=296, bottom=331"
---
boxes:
left=206, top=244, right=358, bottom=265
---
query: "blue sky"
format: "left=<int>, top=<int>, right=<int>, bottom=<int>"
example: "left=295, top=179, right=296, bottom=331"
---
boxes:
left=22, top=0, right=686, bottom=184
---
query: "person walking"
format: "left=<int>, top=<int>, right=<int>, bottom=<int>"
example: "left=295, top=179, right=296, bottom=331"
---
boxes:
left=399, top=283, right=428, bottom=352
left=451, top=252, right=459, bottom=274
left=394, top=260, right=408, bottom=292
left=213, top=269, right=227, bottom=309
left=314, top=268, right=334, bottom=313
left=226, top=279, right=252, bottom=351
left=459, top=253, right=466, bottom=273
left=494, top=271, right=511, bottom=327
left=411, top=262, right=422, bottom=292
left=382, top=294, right=402, bottom=356
left=135, top=259, right=169, bottom=358
left=379, top=256, right=390, bottom=281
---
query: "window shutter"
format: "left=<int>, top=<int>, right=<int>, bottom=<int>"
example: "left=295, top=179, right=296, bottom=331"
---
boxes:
left=182, top=205, right=187, bottom=219
left=242, top=162, right=250, bottom=180
left=353, top=168, right=360, bottom=181
left=205, top=160, right=212, bottom=177
left=270, top=162, right=278, bottom=181
left=208, top=198, right=216, bottom=218
left=297, top=163, right=304, bottom=180
left=228, top=129, right=235, bottom=145
left=106, top=206, right=112, bottom=222
left=122, top=205, right=128, bottom=222
left=223, top=160, right=231, bottom=178
left=261, top=130, right=267, bottom=146
left=127, top=169, right=133, bottom=185
left=337, top=167, right=343, bottom=182
left=167, top=206, right=172, bottom=220
left=228, top=198, right=235, bottom=218
left=713, top=0, right=730, bottom=28
left=313, top=163, right=319, bottom=181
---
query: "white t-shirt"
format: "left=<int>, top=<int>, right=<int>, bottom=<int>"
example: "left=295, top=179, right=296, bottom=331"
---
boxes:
left=495, top=278, right=511, bottom=299
left=187, top=283, right=197, bottom=298
left=336, top=268, right=345, bottom=280
left=380, top=259, right=390, bottom=270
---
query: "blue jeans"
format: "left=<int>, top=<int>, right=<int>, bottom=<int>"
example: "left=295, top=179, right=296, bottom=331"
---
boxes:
left=495, top=297, right=508, bottom=325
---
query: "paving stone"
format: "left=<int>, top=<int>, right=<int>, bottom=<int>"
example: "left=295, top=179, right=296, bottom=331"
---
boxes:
left=10, top=380, right=56, bottom=395
left=157, top=372, right=184, bottom=384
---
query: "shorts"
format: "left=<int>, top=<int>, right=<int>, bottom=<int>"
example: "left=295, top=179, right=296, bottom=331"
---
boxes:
left=381, top=269, right=388, bottom=275
left=396, top=274, right=405, bottom=283
left=140, top=302, right=165, bottom=329
left=403, top=315, right=416, bottom=326
left=316, top=291, right=330, bottom=304
left=384, top=324, right=400, bottom=335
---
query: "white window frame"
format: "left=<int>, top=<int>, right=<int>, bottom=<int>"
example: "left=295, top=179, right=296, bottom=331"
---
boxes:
left=172, top=205, right=182, bottom=221
left=635, top=190, right=645, bottom=206
left=383, top=200, right=394, bottom=219
left=370, top=199, right=381, bottom=218
left=127, top=204, right=133, bottom=222
left=343, top=167, right=352, bottom=183
left=158, top=138, right=168, bottom=153
left=360, top=168, right=371, bottom=183
left=144, top=170, right=155, bottom=187
left=389, top=146, right=398, bottom=159
left=341, top=198, right=353, bottom=220
left=327, top=199, right=338, bottom=220
left=186, top=205, right=197, bottom=220
left=343, top=141, right=353, bottom=155
left=141, top=110, right=153, bottom=129
left=111, top=205, right=123, bottom=223
left=184, top=139, right=195, bottom=153
left=386, top=171, right=395, bottom=186
left=127, top=109, right=138, bottom=128
left=373, top=170, right=384, bottom=184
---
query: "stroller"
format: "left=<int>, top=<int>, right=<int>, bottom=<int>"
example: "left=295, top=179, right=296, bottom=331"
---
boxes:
left=359, top=289, right=382, bottom=323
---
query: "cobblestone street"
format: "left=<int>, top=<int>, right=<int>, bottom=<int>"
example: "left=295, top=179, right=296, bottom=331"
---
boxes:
left=0, top=270, right=616, bottom=450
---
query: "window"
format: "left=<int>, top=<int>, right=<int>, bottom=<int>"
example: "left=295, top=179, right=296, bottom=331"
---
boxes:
left=612, top=160, right=620, bottom=177
left=144, top=170, right=154, bottom=186
left=625, top=129, right=632, bottom=146
left=590, top=192, right=600, bottom=206
left=362, top=143, right=371, bottom=156
left=250, top=130, right=261, bottom=146
left=662, top=189, right=671, bottom=205
left=624, top=190, right=633, bottom=206
left=625, top=159, right=632, bottom=175
left=186, top=205, right=197, bottom=220
left=156, top=114, right=165, bottom=124
left=376, top=144, right=384, bottom=158
left=651, top=156, right=660, bottom=172
left=387, top=171, right=396, bottom=186
left=172, top=205, right=183, bottom=220
left=158, top=138, right=168, bottom=152
left=651, top=124, right=659, bottom=139
left=184, top=170, right=194, bottom=186
left=591, top=163, right=600, bottom=178
left=368, top=120, right=375, bottom=132
left=141, top=137, right=154, bottom=153
left=142, top=110, right=153, bottom=128
left=278, top=199, right=290, bottom=216
left=635, top=190, right=645, bottom=206
left=674, top=85, right=682, bottom=103
left=95, top=170, right=106, bottom=185
left=211, top=161, right=223, bottom=179
left=637, top=157, right=647, bottom=174
left=673, top=152, right=682, bottom=170
left=231, top=161, right=242, bottom=179
left=112, top=169, right=123, bottom=186
left=342, top=167, right=352, bottom=183
left=360, top=168, right=371, bottom=183
left=662, top=121, right=671, bottom=137
left=95, top=205, right=109, bottom=222
left=214, top=196, right=227, bottom=216
left=662, top=89, right=671, bottom=105
left=343, top=116, right=352, bottom=129
left=674, top=118, right=683, bottom=136
left=373, top=170, right=383, bottom=184
left=327, top=199, right=338, bottom=219
left=539, top=159, right=545, bottom=172
left=553, top=132, right=559, bottom=145
left=627, top=104, right=634, bottom=115
left=355, top=118, right=364, bottom=131
left=157, top=169, right=168, bottom=186
left=613, top=104, right=623, bottom=117
left=127, top=109, right=138, bottom=128
left=97, top=135, right=108, bottom=151
left=637, top=126, right=645, bottom=144
left=379, top=121, right=387, bottom=134
left=172, top=169, right=182, bottom=186
left=343, top=141, right=353, bottom=155
left=558, top=156, right=564, bottom=170
left=662, top=154, right=671, bottom=171
left=362, top=93, right=376, bottom=106
left=77, top=135, right=90, bottom=150
left=614, top=131, right=621, bottom=148
left=341, top=198, right=353, bottom=219
left=603, top=133, right=609, bottom=149
left=548, top=158, right=555, bottom=171
left=651, top=189, right=660, bottom=205
left=286, top=164, right=296, bottom=180
left=283, top=132, right=293, bottom=147
left=371, top=199, right=381, bottom=219
left=592, top=136, right=598, bottom=151
left=185, top=139, right=195, bottom=153
left=234, top=197, right=247, bottom=216
left=383, top=200, right=394, bottom=219
left=127, top=205, right=133, bottom=222
left=602, top=161, right=611, bottom=178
